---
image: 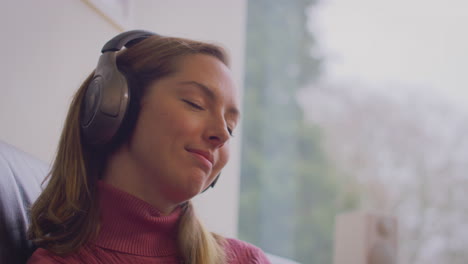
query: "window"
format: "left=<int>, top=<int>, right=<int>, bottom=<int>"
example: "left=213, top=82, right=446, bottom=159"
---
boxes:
left=239, top=0, right=468, bottom=263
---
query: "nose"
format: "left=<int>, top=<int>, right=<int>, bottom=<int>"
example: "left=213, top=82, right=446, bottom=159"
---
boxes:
left=205, top=117, right=230, bottom=148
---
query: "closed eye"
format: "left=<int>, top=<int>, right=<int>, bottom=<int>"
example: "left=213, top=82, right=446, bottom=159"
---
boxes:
left=182, top=99, right=204, bottom=110
left=183, top=99, right=235, bottom=137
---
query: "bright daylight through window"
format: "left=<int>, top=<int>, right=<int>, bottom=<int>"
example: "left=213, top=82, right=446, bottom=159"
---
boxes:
left=238, top=0, right=468, bottom=263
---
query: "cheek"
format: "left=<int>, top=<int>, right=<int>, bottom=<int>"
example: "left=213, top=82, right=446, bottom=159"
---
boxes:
left=217, top=145, right=230, bottom=170
left=175, top=115, right=202, bottom=135
left=147, top=109, right=195, bottom=141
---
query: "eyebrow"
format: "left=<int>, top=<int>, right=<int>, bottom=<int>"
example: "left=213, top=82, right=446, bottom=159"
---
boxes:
left=178, top=81, right=241, bottom=119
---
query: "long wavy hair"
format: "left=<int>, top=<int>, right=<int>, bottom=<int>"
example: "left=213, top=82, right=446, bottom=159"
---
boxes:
left=28, top=35, right=229, bottom=264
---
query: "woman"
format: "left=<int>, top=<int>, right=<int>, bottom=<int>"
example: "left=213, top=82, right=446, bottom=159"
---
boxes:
left=27, top=30, right=270, bottom=264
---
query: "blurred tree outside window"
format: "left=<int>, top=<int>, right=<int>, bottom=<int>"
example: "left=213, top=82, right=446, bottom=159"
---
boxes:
left=239, top=0, right=468, bottom=263
left=238, top=0, right=355, bottom=263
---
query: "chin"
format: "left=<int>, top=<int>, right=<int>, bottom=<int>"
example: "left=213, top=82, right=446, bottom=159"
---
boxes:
left=188, top=169, right=211, bottom=188
left=169, top=187, right=202, bottom=205
left=170, top=179, right=206, bottom=202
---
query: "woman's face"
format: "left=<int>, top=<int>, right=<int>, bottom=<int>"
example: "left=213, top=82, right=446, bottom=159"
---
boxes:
left=126, top=54, right=239, bottom=205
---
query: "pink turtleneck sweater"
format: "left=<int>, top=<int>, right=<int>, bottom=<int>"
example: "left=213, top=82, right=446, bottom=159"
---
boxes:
left=28, top=181, right=270, bottom=264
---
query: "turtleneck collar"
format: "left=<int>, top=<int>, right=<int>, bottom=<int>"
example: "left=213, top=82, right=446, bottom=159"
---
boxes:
left=93, top=181, right=182, bottom=257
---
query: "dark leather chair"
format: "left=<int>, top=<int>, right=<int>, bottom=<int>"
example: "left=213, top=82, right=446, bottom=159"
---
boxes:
left=0, top=140, right=48, bottom=264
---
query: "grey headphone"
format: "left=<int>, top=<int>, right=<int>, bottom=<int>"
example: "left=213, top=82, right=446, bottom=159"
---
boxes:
left=80, top=30, right=156, bottom=145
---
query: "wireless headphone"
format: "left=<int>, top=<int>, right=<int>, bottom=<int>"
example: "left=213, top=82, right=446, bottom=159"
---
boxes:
left=80, top=30, right=156, bottom=145
left=80, top=30, right=219, bottom=190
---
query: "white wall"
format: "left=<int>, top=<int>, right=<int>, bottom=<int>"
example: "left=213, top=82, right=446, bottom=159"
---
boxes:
left=0, top=0, right=120, bottom=163
left=0, top=0, right=246, bottom=238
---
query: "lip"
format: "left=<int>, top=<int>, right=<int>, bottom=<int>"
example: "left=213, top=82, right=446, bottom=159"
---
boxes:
left=186, top=148, right=214, bottom=166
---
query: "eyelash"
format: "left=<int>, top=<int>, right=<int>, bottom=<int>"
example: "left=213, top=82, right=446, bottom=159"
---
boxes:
left=183, top=99, right=235, bottom=137
left=183, top=99, right=204, bottom=110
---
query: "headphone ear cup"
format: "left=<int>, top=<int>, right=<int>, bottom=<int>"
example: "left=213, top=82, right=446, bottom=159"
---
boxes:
left=201, top=173, right=221, bottom=193
left=210, top=173, right=220, bottom=188
left=81, top=76, right=103, bottom=128
left=105, top=69, right=141, bottom=148
left=80, top=30, right=157, bottom=146
left=81, top=52, right=130, bottom=145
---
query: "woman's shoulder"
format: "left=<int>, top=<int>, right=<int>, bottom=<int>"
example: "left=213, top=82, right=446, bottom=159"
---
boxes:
left=224, top=238, right=271, bottom=263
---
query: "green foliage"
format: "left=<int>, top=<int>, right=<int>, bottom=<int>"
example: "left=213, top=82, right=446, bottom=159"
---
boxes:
left=238, top=0, right=359, bottom=262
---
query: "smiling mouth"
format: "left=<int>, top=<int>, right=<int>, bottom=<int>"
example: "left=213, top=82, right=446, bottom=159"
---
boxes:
left=186, top=149, right=213, bottom=169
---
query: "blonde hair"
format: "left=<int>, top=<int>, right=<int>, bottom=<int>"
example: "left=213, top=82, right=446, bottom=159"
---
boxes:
left=28, top=35, right=228, bottom=264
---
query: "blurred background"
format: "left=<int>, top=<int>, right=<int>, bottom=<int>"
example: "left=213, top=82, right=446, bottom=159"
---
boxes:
left=239, top=0, right=468, bottom=263
left=1, top=0, right=468, bottom=263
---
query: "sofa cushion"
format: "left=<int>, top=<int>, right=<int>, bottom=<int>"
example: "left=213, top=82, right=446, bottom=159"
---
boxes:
left=0, top=140, right=48, bottom=264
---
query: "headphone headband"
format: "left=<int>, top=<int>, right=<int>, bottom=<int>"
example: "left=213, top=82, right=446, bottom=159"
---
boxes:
left=102, top=30, right=157, bottom=52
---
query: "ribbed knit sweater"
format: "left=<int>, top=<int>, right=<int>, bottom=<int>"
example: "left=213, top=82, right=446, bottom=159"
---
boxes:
left=28, top=181, right=270, bottom=264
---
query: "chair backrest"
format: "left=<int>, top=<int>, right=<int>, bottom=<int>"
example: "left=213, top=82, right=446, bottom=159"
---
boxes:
left=0, top=140, right=48, bottom=264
